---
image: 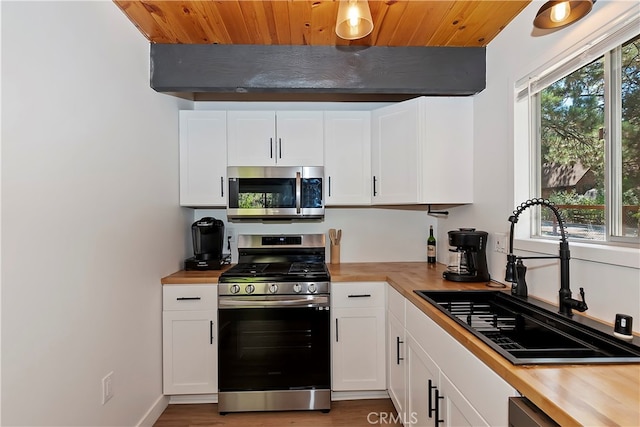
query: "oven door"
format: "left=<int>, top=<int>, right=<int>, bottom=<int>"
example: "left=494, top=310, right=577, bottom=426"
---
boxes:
left=218, top=295, right=330, bottom=392
left=227, top=166, right=324, bottom=220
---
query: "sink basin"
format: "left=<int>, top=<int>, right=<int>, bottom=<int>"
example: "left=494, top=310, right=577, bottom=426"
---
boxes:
left=415, top=290, right=640, bottom=365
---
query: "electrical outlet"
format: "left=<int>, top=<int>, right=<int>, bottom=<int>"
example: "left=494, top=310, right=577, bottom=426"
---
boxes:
left=227, top=228, right=235, bottom=243
left=494, top=232, right=507, bottom=254
left=102, top=371, right=114, bottom=405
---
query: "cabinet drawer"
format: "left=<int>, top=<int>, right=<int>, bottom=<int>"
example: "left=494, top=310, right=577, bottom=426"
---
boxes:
left=332, top=282, right=386, bottom=308
left=163, top=285, right=217, bottom=311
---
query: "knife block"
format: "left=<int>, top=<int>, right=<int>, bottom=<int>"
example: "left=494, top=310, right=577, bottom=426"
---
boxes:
left=330, top=244, right=340, bottom=264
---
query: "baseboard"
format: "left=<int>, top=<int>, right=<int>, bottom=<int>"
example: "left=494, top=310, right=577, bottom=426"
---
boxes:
left=331, top=390, right=390, bottom=401
left=136, top=394, right=169, bottom=427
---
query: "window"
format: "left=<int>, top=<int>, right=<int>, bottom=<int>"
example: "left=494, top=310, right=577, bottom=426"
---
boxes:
left=518, top=25, right=640, bottom=246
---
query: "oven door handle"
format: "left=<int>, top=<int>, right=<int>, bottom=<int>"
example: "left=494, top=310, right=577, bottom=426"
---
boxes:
left=219, top=295, right=329, bottom=308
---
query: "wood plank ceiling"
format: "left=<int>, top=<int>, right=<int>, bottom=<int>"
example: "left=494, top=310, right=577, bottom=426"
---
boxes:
left=114, top=0, right=531, bottom=48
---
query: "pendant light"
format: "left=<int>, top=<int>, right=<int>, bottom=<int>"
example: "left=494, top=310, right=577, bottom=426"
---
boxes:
left=533, top=0, right=595, bottom=30
left=335, top=0, right=373, bottom=40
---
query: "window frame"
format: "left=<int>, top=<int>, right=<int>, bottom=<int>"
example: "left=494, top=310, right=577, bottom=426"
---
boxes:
left=513, top=12, right=640, bottom=268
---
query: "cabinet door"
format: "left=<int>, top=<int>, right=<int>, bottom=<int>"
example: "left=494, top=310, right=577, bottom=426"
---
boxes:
left=387, top=311, right=407, bottom=418
left=227, top=110, right=276, bottom=166
left=276, top=111, right=324, bottom=166
left=419, top=97, right=473, bottom=204
left=371, top=99, right=420, bottom=204
left=332, top=307, right=386, bottom=391
left=324, top=111, right=371, bottom=205
left=439, top=372, right=489, bottom=427
left=162, top=310, right=217, bottom=394
left=179, top=111, right=227, bottom=206
left=406, top=334, right=439, bottom=427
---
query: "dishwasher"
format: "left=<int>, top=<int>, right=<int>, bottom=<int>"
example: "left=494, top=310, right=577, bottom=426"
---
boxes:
left=509, top=397, right=560, bottom=427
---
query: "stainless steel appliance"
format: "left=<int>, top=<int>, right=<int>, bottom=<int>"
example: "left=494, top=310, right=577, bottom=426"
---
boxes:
left=509, top=397, right=559, bottom=426
left=442, top=228, right=491, bottom=282
left=185, top=217, right=229, bottom=270
left=217, top=234, right=331, bottom=413
left=227, top=166, right=324, bottom=221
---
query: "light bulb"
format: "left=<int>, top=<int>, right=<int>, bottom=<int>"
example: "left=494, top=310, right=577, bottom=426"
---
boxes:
left=550, top=1, right=571, bottom=23
left=347, top=5, right=360, bottom=28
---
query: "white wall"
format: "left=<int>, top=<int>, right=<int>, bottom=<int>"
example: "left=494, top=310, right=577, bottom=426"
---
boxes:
left=195, top=208, right=437, bottom=264
left=1, top=2, right=190, bottom=425
left=441, top=0, right=640, bottom=331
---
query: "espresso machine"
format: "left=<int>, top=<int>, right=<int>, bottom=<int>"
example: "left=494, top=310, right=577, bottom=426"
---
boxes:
left=185, top=217, right=227, bottom=270
left=442, top=228, right=491, bottom=282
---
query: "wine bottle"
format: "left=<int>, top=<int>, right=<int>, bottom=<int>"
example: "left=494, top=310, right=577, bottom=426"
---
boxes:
left=427, top=225, right=436, bottom=264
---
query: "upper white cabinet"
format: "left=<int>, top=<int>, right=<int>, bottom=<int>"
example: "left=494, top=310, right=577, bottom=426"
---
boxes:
left=179, top=111, right=227, bottom=207
left=371, top=99, right=421, bottom=204
left=371, top=97, right=473, bottom=205
left=227, top=110, right=324, bottom=166
left=324, top=111, right=371, bottom=205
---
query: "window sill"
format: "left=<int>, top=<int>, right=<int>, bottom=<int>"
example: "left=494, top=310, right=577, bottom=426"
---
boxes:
left=514, top=238, right=639, bottom=269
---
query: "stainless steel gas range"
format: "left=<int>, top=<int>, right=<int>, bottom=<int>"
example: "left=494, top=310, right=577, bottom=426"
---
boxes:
left=217, top=234, right=331, bottom=414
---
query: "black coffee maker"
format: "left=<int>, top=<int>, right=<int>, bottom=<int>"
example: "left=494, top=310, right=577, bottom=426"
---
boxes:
left=442, top=228, right=491, bottom=283
left=185, top=217, right=225, bottom=270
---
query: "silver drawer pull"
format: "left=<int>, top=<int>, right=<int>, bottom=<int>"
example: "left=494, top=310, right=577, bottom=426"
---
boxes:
left=176, top=297, right=201, bottom=301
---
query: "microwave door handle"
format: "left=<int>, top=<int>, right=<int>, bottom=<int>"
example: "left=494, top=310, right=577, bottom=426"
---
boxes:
left=295, top=171, right=301, bottom=214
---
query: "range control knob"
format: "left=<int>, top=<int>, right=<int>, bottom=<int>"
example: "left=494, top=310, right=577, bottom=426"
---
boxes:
left=308, top=283, right=317, bottom=293
left=268, top=283, right=279, bottom=294
left=293, top=283, right=302, bottom=293
left=245, top=284, right=255, bottom=294
left=230, top=284, right=241, bottom=294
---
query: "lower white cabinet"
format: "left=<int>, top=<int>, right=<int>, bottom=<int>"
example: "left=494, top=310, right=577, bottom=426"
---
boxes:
left=387, top=286, right=407, bottom=416
left=162, top=285, right=218, bottom=395
left=388, top=284, right=516, bottom=426
left=331, top=282, right=386, bottom=391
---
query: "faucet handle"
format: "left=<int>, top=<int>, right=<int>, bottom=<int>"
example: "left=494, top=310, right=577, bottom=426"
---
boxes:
left=579, top=287, right=587, bottom=303
left=578, top=287, right=588, bottom=311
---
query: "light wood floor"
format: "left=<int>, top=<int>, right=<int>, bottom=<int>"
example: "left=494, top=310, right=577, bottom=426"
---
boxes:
left=154, top=399, right=402, bottom=427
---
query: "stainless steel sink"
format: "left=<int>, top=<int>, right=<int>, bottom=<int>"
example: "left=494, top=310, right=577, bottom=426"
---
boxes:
left=415, top=290, right=640, bottom=365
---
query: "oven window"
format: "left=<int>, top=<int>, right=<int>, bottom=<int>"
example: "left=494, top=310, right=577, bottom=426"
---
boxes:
left=236, top=178, right=296, bottom=209
left=218, top=306, right=330, bottom=391
left=301, top=178, right=323, bottom=209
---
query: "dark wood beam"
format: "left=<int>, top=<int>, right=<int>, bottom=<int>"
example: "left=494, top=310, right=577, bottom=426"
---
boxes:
left=150, top=44, right=485, bottom=97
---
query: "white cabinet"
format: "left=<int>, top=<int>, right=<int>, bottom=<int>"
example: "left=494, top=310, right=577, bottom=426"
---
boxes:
left=324, top=111, right=372, bottom=205
left=162, top=285, right=218, bottom=395
left=371, top=97, right=473, bottom=205
left=227, top=110, right=324, bottom=166
left=405, top=333, right=439, bottom=426
left=179, top=111, right=227, bottom=207
left=405, top=298, right=515, bottom=427
left=331, top=282, right=386, bottom=391
left=387, top=285, right=407, bottom=418
left=371, top=99, right=421, bottom=204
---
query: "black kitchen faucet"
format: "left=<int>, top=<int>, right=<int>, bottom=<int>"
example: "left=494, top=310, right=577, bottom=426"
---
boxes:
left=505, top=198, right=588, bottom=317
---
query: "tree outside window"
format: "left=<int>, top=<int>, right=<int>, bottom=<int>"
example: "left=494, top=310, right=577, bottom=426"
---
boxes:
left=538, top=34, right=639, bottom=241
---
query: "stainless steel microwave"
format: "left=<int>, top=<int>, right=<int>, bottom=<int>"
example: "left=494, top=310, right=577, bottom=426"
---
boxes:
left=227, top=166, right=324, bottom=221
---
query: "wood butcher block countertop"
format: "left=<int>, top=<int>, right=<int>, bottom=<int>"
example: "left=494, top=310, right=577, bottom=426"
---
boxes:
left=161, top=262, right=640, bottom=426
